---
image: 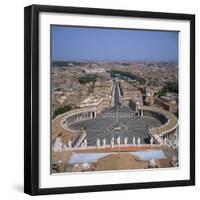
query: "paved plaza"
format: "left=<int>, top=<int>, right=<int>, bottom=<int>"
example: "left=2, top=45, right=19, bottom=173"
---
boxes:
left=70, top=80, right=161, bottom=146
left=70, top=109, right=161, bottom=146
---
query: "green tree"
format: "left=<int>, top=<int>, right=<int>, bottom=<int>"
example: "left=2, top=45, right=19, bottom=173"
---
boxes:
left=166, top=81, right=178, bottom=93
left=53, top=105, right=71, bottom=118
left=78, top=74, right=97, bottom=84
left=109, top=70, right=146, bottom=85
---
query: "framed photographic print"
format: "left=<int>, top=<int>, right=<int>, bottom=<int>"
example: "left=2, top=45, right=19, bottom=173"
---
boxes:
left=24, top=4, right=195, bottom=195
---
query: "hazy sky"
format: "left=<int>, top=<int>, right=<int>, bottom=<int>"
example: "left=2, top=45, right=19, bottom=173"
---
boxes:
left=51, top=25, right=178, bottom=62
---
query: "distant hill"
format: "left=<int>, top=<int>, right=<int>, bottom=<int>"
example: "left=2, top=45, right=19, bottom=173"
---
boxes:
left=52, top=61, right=87, bottom=67
left=51, top=60, right=178, bottom=68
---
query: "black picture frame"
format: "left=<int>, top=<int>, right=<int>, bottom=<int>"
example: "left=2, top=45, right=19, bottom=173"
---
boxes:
left=24, top=4, right=195, bottom=196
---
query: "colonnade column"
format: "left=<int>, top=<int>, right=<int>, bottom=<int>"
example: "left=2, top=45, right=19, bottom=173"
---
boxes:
left=90, top=112, right=92, bottom=119
left=64, top=110, right=96, bottom=129
left=137, top=109, right=140, bottom=116
left=141, top=109, right=143, bottom=117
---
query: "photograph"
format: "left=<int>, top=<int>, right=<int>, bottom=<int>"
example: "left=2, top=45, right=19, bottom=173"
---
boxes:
left=24, top=4, right=195, bottom=195
left=51, top=26, right=179, bottom=174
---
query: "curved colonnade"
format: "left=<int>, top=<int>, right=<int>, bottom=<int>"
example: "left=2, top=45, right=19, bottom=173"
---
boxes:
left=52, top=103, right=178, bottom=152
left=57, top=104, right=178, bottom=147
left=138, top=105, right=178, bottom=145
left=61, top=107, right=97, bottom=132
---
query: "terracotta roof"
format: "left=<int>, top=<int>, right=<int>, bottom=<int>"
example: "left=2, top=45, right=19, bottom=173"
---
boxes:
left=157, top=158, right=172, bottom=168
left=52, top=150, right=72, bottom=162
left=95, top=153, right=147, bottom=171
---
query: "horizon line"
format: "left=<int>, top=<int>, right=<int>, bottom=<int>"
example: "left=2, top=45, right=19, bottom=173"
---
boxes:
left=52, top=59, right=178, bottom=63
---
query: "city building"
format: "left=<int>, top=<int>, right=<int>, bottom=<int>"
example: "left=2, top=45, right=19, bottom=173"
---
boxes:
left=119, top=80, right=143, bottom=109
left=155, top=96, right=178, bottom=114
left=84, top=68, right=106, bottom=74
